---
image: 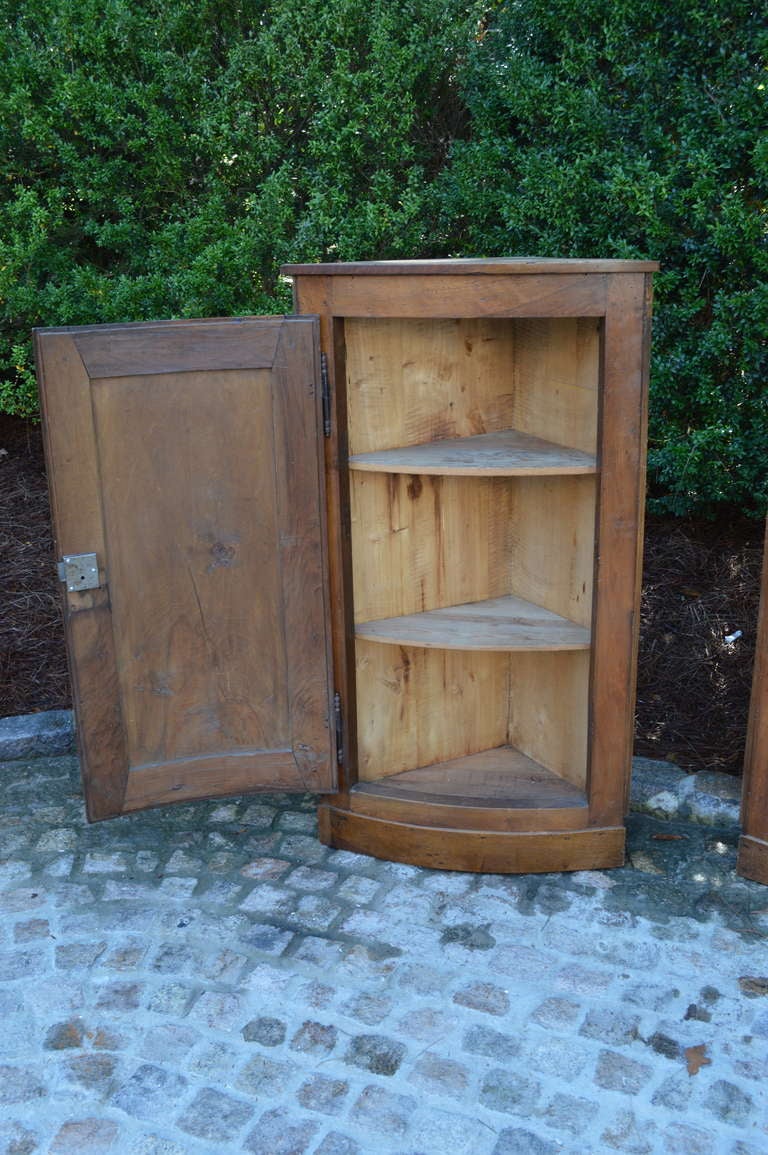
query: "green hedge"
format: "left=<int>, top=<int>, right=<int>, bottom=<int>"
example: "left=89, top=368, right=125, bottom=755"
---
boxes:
left=1, top=0, right=765, bottom=515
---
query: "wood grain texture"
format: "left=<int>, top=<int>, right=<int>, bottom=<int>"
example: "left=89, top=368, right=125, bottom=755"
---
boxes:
left=351, top=474, right=509, bottom=623
left=283, top=258, right=658, bottom=275
left=508, top=651, right=591, bottom=789
left=92, top=366, right=289, bottom=766
left=74, top=317, right=281, bottom=378
left=37, top=317, right=335, bottom=818
left=355, top=641, right=509, bottom=780
left=322, top=274, right=608, bottom=319
left=355, top=594, right=590, bottom=651
left=505, top=476, right=596, bottom=627
left=349, top=429, right=596, bottom=476
left=344, top=317, right=598, bottom=456
left=350, top=473, right=595, bottom=626
left=122, top=749, right=312, bottom=811
left=35, top=331, right=129, bottom=820
left=318, top=806, right=626, bottom=872
left=736, top=836, right=768, bottom=886
left=271, top=320, right=336, bottom=787
left=352, top=745, right=586, bottom=807
left=291, top=275, right=359, bottom=803
left=347, top=789, right=587, bottom=833
left=587, top=275, right=650, bottom=828
left=738, top=518, right=768, bottom=883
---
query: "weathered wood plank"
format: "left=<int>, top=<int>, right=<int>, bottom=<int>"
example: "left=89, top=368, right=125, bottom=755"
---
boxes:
left=349, top=429, right=596, bottom=476
left=355, top=594, right=590, bottom=651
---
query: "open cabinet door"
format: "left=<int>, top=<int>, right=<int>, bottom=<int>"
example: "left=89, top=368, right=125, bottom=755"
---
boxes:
left=35, top=316, right=336, bottom=820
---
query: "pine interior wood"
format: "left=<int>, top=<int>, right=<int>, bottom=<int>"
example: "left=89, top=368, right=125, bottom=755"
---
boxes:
left=354, top=641, right=590, bottom=789
left=346, top=311, right=599, bottom=796
left=344, top=317, right=598, bottom=456
left=508, top=651, right=590, bottom=789
left=355, top=594, right=590, bottom=651
left=352, top=745, right=587, bottom=809
left=351, top=473, right=596, bottom=626
left=355, top=641, right=509, bottom=780
left=348, top=428, right=597, bottom=476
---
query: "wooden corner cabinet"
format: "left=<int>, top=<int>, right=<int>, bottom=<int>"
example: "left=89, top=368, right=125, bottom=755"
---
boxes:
left=36, top=258, right=656, bottom=874
left=738, top=518, right=768, bottom=885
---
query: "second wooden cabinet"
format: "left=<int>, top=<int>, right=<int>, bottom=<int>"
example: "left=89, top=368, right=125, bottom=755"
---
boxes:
left=37, top=258, right=656, bottom=873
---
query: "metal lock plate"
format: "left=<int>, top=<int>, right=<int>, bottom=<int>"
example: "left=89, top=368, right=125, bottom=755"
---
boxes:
left=58, top=553, right=100, bottom=592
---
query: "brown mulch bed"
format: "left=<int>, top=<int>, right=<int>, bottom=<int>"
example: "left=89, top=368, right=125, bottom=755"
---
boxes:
left=1, top=414, right=764, bottom=774
left=636, top=512, right=763, bottom=774
left=1, top=413, right=69, bottom=716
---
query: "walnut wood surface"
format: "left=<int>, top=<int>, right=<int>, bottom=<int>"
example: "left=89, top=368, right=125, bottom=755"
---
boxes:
left=318, top=807, right=626, bottom=872
left=738, top=518, right=768, bottom=883
left=587, top=275, right=652, bottom=828
left=283, top=258, right=658, bottom=275
left=36, top=317, right=335, bottom=819
left=737, top=836, right=768, bottom=886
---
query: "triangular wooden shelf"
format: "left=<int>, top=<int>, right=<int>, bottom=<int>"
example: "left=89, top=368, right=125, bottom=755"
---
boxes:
left=355, top=594, right=590, bottom=651
left=348, top=428, right=596, bottom=476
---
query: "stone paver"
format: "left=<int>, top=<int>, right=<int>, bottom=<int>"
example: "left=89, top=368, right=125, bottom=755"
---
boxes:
left=0, top=748, right=766, bottom=1153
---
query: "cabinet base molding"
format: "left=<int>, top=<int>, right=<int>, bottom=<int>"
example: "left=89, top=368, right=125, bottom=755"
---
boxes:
left=318, top=805, right=625, bottom=873
left=737, top=835, right=768, bottom=886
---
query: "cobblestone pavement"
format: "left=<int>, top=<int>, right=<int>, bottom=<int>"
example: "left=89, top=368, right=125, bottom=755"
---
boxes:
left=1, top=752, right=767, bottom=1155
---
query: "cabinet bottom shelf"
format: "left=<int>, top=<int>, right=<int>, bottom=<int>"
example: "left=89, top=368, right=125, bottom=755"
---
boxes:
left=316, top=743, right=625, bottom=873
left=353, top=745, right=586, bottom=809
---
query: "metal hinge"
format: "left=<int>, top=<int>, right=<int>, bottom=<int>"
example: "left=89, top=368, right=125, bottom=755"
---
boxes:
left=57, top=553, right=100, bottom=592
left=333, top=691, right=343, bottom=765
left=320, top=352, right=331, bottom=438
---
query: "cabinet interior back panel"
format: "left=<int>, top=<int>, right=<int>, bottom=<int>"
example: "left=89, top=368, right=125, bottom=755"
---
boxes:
left=355, top=641, right=510, bottom=779
left=343, top=317, right=600, bottom=456
left=355, top=643, right=589, bottom=788
left=351, top=474, right=596, bottom=626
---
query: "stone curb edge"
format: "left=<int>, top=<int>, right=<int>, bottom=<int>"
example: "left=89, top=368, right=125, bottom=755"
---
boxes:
left=0, top=710, right=744, bottom=829
left=0, top=708, right=76, bottom=761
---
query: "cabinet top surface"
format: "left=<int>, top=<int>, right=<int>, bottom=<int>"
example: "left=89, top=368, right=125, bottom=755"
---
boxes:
left=281, top=257, right=659, bottom=276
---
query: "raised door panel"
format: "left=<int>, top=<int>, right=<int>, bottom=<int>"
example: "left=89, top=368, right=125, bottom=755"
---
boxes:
left=36, top=317, right=335, bottom=820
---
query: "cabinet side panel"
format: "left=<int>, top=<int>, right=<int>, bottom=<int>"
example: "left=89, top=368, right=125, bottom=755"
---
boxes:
left=355, top=641, right=509, bottom=779
left=741, top=518, right=768, bottom=843
left=588, top=275, right=650, bottom=826
left=508, top=651, right=590, bottom=788
left=511, top=318, right=599, bottom=454
left=507, top=476, right=597, bottom=628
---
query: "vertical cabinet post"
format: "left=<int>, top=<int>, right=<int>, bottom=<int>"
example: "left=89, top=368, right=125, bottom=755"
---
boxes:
left=738, top=518, right=768, bottom=884
left=284, top=258, right=657, bottom=873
